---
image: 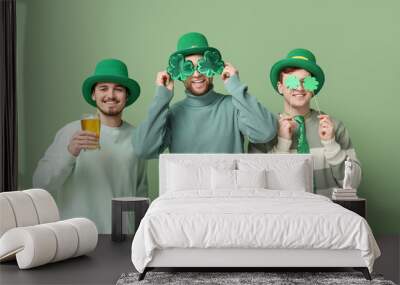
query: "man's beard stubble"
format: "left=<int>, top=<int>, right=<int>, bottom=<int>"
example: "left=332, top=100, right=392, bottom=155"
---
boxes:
left=185, top=82, right=214, bottom=96
left=96, top=105, right=124, bottom=117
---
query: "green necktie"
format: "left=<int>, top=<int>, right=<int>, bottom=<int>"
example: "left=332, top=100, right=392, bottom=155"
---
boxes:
left=293, top=115, right=310, bottom=154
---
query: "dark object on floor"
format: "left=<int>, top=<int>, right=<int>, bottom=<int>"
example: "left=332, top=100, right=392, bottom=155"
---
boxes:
left=112, top=197, right=149, bottom=242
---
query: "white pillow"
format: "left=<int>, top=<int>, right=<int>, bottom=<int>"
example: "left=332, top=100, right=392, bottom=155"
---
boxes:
left=166, top=160, right=235, bottom=191
left=211, top=168, right=267, bottom=190
left=167, top=162, right=209, bottom=191
left=237, top=169, right=267, bottom=189
left=238, top=158, right=312, bottom=192
left=266, top=164, right=309, bottom=191
left=211, top=168, right=236, bottom=190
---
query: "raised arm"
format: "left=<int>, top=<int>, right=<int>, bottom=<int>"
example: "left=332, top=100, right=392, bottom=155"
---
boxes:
left=222, top=63, right=277, bottom=143
left=132, top=71, right=174, bottom=159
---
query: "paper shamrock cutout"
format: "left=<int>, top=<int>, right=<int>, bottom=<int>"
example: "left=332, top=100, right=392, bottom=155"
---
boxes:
left=197, top=50, right=225, bottom=78
left=284, top=75, right=300, bottom=89
left=167, top=53, right=195, bottom=81
left=303, top=76, right=319, bottom=92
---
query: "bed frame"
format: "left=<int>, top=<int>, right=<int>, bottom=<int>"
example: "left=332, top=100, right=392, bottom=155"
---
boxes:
left=140, top=248, right=370, bottom=280
left=138, top=154, right=372, bottom=281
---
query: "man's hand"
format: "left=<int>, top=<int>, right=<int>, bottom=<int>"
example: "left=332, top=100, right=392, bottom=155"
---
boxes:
left=156, top=71, right=174, bottom=91
left=318, top=114, right=335, bottom=140
left=68, top=131, right=99, bottom=157
left=221, top=62, right=239, bottom=82
left=278, top=114, right=296, bottom=140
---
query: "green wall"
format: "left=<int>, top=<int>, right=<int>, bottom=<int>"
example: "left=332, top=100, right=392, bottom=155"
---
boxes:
left=16, top=0, right=400, bottom=234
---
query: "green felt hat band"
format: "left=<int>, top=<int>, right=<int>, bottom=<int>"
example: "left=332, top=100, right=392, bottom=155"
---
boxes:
left=170, top=47, right=221, bottom=58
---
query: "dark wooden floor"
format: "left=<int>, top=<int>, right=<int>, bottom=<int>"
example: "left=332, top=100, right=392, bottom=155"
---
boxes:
left=0, top=235, right=399, bottom=285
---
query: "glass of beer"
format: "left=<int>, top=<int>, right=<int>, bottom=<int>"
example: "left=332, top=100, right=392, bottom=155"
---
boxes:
left=81, top=113, right=101, bottom=149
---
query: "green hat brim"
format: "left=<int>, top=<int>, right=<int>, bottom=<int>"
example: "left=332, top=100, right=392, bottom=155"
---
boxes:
left=82, top=75, right=141, bottom=107
left=171, top=46, right=221, bottom=58
left=270, top=58, right=325, bottom=95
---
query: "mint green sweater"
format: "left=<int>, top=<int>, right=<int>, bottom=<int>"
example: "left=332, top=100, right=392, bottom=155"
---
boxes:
left=33, top=121, right=148, bottom=234
left=133, top=75, right=277, bottom=158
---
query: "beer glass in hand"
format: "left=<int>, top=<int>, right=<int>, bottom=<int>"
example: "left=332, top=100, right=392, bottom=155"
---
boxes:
left=81, top=113, right=100, bottom=149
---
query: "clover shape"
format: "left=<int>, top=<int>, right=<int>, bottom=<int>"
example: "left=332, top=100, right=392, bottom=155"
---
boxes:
left=303, top=76, right=319, bottom=92
left=197, top=50, right=225, bottom=78
left=284, top=74, right=300, bottom=90
left=167, top=53, right=195, bottom=81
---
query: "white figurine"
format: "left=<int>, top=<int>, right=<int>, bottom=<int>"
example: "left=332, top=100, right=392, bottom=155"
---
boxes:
left=343, top=156, right=353, bottom=190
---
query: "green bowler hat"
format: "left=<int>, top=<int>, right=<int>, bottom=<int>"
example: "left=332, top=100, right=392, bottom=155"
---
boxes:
left=171, top=32, right=221, bottom=57
left=82, top=59, right=141, bottom=107
left=270, top=48, right=325, bottom=95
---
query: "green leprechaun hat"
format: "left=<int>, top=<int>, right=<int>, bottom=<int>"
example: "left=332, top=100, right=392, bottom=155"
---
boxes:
left=171, top=32, right=221, bottom=58
left=270, top=48, right=325, bottom=95
left=82, top=59, right=141, bottom=107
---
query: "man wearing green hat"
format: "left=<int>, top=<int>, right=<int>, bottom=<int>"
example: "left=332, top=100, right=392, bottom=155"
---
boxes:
left=33, top=59, right=148, bottom=233
left=249, top=49, right=361, bottom=197
left=133, top=32, right=276, bottom=157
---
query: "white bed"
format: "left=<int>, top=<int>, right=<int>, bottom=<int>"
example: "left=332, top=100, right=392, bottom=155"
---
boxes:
left=131, top=154, right=380, bottom=280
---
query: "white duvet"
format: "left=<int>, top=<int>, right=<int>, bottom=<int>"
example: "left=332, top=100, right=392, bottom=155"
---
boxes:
left=131, top=190, right=380, bottom=273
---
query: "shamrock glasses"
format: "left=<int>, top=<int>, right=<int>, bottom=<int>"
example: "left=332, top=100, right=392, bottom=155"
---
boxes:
left=167, top=50, right=225, bottom=81
left=284, top=74, right=319, bottom=92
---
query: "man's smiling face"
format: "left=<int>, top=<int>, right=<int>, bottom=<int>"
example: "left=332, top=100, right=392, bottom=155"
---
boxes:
left=183, top=54, right=213, bottom=96
left=278, top=68, right=313, bottom=109
left=91, top=82, right=127, bottom=116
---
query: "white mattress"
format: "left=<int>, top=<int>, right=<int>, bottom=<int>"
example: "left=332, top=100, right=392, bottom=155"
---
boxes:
left=131, top=190, right=380, bottom=273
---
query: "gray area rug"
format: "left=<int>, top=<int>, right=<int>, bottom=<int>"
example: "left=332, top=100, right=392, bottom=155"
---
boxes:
left=116, top=271, right=396, bottom=285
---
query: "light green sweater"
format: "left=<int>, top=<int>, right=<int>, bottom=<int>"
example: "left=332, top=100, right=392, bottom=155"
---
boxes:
left=33, top=121, right=148, bottom=234
left=133, top=75, right=277, bottom=158
left=249, top=109, right=362, bottom=196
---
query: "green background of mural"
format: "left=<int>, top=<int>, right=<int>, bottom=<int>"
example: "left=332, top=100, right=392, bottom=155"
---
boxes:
left=16, top=0, right=400, bottom=234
